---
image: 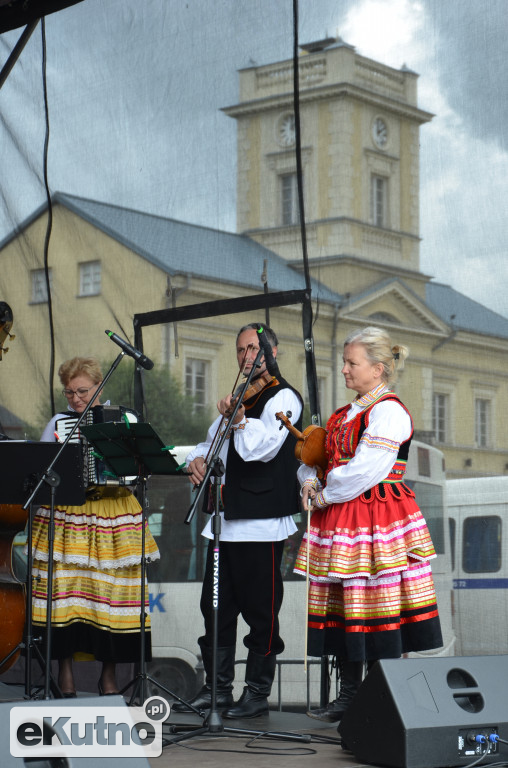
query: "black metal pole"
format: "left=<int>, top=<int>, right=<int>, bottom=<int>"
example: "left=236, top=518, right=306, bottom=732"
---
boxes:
left=43, top=479, right=59, bottom=699
left=123, top=471, right=149, bottom=706
left=204, top=461, right=226, bottom=733
left=0, top=20, right=40, bottom=90
left=23, top=503, right=38, bottom=697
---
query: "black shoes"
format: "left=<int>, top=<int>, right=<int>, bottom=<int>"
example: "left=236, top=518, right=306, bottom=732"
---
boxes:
left=307, top=660, right=365, bottom=724
left=98, top=680, right=120, bottom=696
left=222, top=651, right=276, bottom=719
left=172, top=644, right=235, bottom=713
left=171, top=647, right=277, bottom=720
left=306, top=697, right=350, bottom=723
left=171, top=687, right=234, bottom=713
left=222, top=686, right=268, bottom=719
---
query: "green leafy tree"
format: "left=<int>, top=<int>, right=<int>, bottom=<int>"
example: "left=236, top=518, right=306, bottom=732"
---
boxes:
left=32, top=359, right=213, bottom=447
left=102, top=360, right=213, bottom=446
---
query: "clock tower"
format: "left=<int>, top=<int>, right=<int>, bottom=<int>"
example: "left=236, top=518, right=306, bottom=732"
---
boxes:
left=222, top=38, right=433, bottom=299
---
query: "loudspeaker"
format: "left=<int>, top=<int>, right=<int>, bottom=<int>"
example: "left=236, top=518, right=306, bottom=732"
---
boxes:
left=338, top=656, right=508, bottom=768
left=1, top=695, right=150, bottom=767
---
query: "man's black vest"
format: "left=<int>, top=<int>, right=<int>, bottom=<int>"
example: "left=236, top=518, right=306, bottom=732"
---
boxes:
left=222, top=376, right=303, bottom=521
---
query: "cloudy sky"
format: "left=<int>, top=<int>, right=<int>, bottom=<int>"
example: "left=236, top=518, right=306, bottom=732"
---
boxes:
left=1, top=0, right=507, bottom=316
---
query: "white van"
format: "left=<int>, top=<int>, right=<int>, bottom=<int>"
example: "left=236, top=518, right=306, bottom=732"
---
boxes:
left=447, top=475, right=508, bottom=656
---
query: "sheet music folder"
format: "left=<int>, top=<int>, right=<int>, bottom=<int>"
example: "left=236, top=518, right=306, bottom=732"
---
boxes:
left=0, top=441, right=85, bottom=506
left=81, top=421, right=183, bottom=477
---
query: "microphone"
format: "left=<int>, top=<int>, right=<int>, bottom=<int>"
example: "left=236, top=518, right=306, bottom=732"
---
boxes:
left=256, top=324, right=280, bottom=378
left=105, top=330, right=154, bottom=370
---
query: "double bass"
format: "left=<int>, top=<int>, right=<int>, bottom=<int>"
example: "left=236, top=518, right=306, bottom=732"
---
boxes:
left=0, top=301, right=14, bottom=361
left=0, top=303, right=25, bottom=674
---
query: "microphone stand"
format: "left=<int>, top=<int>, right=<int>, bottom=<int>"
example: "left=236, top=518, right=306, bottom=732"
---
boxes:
left=23, top=351, right=127, bottom=699
left=168, top=349, right=310, bottom=746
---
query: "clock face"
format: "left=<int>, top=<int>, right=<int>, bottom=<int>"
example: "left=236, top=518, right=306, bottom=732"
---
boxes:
left=278, top=114, right=296, bottom=147
left=373, top=117, right=388, bottom=149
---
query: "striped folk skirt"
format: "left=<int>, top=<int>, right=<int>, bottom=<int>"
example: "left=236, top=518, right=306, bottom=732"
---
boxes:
left=294, top=484, right=443, bottom=661
left=29, top=492, right=160, bottom=662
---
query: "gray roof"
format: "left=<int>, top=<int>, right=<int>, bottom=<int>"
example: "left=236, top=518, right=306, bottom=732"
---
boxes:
left=344, top=274, right=508, bottom=340
left=4, top=192, right=507, bottom=339
left=53, top=193, right=341, bottom=305
left=426, top=281, right=508, bottom=340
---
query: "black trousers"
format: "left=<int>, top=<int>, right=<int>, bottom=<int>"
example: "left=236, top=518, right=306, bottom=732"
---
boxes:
left=199, top=539, right=285, bottom=656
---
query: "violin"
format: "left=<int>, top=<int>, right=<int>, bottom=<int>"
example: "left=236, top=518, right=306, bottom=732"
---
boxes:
left=228, top=370, right=274, bottom=414
left=0, top=304, right=25, bottom=674
left=204, top=370, right=275, bottom=467
left=275, top=411, right=328, bottom=479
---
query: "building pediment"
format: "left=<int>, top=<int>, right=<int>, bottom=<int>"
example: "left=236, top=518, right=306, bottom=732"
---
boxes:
left=339, top=279, right=449, bottom=335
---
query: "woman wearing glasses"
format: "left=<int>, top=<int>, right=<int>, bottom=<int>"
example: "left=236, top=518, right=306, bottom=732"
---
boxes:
left=31, top=356, right=159, bottom=697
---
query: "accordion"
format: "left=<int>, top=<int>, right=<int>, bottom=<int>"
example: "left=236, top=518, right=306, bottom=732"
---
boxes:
left=55, top=405, right=139, bottom=497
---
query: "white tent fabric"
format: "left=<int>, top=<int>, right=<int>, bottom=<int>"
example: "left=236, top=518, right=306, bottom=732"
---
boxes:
left=0, top=0, right=507, bottom=666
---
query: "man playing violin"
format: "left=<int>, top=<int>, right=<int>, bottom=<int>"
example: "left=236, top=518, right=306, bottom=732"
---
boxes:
left=173, top=323, right=303, bottom=719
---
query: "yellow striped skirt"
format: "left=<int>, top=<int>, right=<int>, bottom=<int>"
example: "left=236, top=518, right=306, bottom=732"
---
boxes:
left=30, top=493, right=159, bottom=633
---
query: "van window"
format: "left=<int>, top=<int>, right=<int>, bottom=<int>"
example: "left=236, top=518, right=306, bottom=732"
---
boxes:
left=147, top=475, right=207, bottom=582
left=406, top=481, right=445, bottom=554
left=448, top=517, right=456, bottom=572
left=463, top=515, right=501, bottom=573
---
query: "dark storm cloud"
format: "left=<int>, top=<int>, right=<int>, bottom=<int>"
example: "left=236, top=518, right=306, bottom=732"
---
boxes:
left=428, top=0, right=508, bottom=150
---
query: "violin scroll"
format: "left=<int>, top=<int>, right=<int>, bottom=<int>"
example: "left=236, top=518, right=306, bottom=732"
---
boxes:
left=275, top=411, right=328, bottom=479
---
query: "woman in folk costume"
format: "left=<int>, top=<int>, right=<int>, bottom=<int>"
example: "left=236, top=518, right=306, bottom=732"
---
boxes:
left=295, top=327, right=442, bottom=725
left=30, top=356, right=159, bottom=697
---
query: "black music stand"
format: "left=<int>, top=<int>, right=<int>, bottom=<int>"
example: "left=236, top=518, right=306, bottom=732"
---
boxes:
left=0, top=441, right=84, bottom=698
left=1, top=441, right=84, bottom=506
left=80, top=420, right=186, bottom=706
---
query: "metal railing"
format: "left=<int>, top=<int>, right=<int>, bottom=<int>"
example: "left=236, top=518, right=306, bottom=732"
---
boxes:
left=235, top=656, right=334, bottom=711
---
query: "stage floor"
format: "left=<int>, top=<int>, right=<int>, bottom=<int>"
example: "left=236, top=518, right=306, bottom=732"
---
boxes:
left=154, top=709, right=366, bottom=768
left=0, top=682, right=371, bottom=768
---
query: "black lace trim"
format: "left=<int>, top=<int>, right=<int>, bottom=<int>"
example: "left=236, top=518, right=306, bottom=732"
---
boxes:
left=361, top=482, right=415, bottom=503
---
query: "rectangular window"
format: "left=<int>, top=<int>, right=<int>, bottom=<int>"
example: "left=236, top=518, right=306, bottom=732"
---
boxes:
left=371, top=175, right=387, bottom=227
left=281, top=173, right=301, bottom=226
left=463, top=516, right=501, bottom=573
left=433, top=393, right=448, bottom=443
left=408, top=481, right=445, bottom=555
left=31, top=268, right=52, bottom=303
left=185, top=358, right=209, bottom=411
left=475, top=398, right=490, bottom=448
left=417, top=446, right=431, bottom=478
left=448, top=517, right=456, bottom=572
left=79, top=261, right=101, bottom=296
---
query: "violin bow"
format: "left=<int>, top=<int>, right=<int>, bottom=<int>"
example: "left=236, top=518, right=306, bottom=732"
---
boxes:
left=204, top=344, right=253, bottom=465
left=304, top=494, right=311, bottom=673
